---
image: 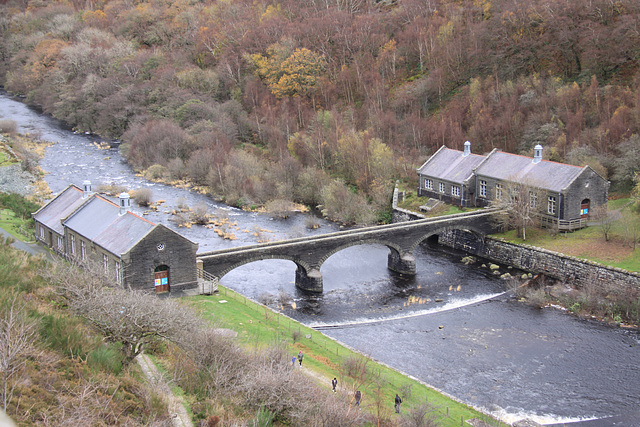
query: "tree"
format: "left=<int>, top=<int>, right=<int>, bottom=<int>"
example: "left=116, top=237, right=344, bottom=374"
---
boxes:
left=592, top=204, right=615, bottom=242
left=494, top=179, right=545, bottom=240
left=47, top=261, right=202, bottom=366
left=0, top=295, right=38, bottom=411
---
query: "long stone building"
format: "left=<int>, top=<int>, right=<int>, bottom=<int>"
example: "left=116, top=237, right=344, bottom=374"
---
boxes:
left=417, top=142, right=609, bottom=229
left=32, top=181, right=199, bottom=293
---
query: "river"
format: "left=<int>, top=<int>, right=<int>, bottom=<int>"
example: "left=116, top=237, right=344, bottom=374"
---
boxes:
left=1, top=92, right=639, bottom=425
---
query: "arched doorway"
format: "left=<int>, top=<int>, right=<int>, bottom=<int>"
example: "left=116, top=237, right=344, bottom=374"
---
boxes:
left=154, top=265, right=170, bottom=293
left=580, top=199, right=590, bottom=218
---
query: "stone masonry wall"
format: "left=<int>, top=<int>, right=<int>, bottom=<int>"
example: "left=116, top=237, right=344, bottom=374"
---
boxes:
left=438, top=229, right=640, bottom=290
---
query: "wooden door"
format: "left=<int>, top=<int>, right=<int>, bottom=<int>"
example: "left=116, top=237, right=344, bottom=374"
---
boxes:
left=580, top=199, right=590, bottom=218
left=154, top=267, right=169, bottom=293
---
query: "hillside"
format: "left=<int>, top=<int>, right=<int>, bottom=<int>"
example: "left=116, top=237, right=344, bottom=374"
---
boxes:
left=1, top=0, right=640, bottom=224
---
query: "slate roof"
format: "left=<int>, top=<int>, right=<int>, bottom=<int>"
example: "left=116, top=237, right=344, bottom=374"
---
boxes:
left=62, top=194, right=155, bottom=256
left=32, top=185, right=85, bottom=235
left=417, top=146, right=485, bottom=184
left=475, top=150, right=584, bottom=192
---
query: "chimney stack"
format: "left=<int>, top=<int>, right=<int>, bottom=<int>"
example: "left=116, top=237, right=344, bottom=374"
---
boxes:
left=533, top=144, right=543, bottom=164
left=82, top=180, right=92, bottom=199
left=119, top=192, right=131, bottom=215
left=463, top=140, right=471, bottom=157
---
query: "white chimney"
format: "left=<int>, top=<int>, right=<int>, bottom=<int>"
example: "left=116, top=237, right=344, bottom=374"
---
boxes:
left=463, top=140, right=471, bottom=157
left=82, top=180, right=92, bottom=199
left=533, top=144, right=543, bottom=164
left=119, top=192, right=131, bottom=215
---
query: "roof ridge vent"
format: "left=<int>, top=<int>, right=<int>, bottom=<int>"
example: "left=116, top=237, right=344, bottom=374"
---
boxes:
left=463, top=140, right=471, bottom=157
left=533, top=144, right=543, bottom=164
left=119, top=192, right=131, bottom=215
left=82, top=180, right=93, bottom=199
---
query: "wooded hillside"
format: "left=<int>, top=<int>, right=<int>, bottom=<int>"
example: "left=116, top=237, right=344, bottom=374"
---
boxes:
left=1, top=0, right=639, bottom=222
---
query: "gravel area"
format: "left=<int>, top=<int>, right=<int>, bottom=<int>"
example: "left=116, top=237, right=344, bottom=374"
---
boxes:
left=0, top=164, right=37, bottom=196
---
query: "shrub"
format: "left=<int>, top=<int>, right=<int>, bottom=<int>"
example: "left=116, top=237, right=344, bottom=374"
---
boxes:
left=130, top=188, right=153, bottom=207
left=40, top=314, right=98, bottom=359
left=0, top=119, right=17, bottom=133
left=87, top=344, right=123, bottom=374
left=190, top=204, right=210, bottom=225
left=143, top=164, right=167, bottom=180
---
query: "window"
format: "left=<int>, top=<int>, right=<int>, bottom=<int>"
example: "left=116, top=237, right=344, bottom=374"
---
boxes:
left=548, top=196, right=557, bottom=214
left=495, top=183, right=503, bottom=201
left=103, top=254, right=109, bottom=274
left=451, top=186, right=460, bottom=197
left=479, top=180, right=487, bottom=197
left=70, top=235, right=75, bottom=255
left=39, top=225, right=45, bottom=239
left=439, top=182, right=445, bottom=193
left=115, top=261, right=122, bottom=285
left=57, top=236, right=63, bottom=250
left=81, top=240, right=86, bottom=261
left=425, top=179, right=433, bottom=190
left=529, top=192, right=538, bottom=209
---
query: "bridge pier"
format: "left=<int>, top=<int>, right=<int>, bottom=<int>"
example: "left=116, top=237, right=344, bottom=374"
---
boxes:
left=295, top=267, right=323, bottom=293
left=388, top=250, right=416, bottom=275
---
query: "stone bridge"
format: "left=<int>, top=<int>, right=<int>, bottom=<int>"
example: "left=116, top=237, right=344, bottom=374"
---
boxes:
left=197, top=209, right=503, bottom=292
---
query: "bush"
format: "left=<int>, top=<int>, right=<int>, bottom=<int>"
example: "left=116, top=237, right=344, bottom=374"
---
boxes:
left=190, top=204, right=210, bottom=225
left=40, top=314, right=98, bottom=359
left=87, top=344, right=123, bottom=374
left=0, top=119, right=17, bottom=133
left=143, top=164, right=167, bottom=180
left=130, top=188, right=153, bottom=207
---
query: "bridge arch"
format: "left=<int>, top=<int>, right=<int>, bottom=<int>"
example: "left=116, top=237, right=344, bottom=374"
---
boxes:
left=206, top=255, right=313, bottom=281
left=408, top=226, right=487, bottom=254
left=315, top=238, right=404, bottom=267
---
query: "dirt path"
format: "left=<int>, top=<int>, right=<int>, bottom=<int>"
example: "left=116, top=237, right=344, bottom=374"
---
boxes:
left=136, top=353, right=193, bottom=427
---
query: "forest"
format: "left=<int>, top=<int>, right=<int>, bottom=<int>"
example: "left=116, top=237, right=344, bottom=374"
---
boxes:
left=1, top=0, right=639, bottom=224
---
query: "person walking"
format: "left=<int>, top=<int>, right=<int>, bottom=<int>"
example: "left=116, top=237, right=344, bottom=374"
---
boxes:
left=355, top=390, right=361, bottom=407
left=297, top=350, right=304, bottom=366
left=394, top=393, right=402, bottom=413
left=292, top=356, right=296, bottom=366
left=331, top=377, right=337, bottom=393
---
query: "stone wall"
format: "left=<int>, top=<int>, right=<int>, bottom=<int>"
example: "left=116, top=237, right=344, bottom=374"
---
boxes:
left=438, top=229, right=640, bottom=290
left=391, top=186, right=426, bottom=223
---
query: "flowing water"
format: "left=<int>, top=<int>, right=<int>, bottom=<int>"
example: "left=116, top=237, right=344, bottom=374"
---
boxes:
left=2, top=92, right=639, bottom=425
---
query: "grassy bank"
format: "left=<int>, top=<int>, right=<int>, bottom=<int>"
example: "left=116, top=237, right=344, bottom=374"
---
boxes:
left=184, top=287, right=505, bottom=427
left=493, top=199, right=640, bottom=272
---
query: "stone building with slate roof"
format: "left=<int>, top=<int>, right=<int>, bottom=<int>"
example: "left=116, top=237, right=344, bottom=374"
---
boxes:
left=417, top=143, right=609, bottom=229
left=417, top=141, right=485, bottom=206
left=33, top=181, right=199, bottom=293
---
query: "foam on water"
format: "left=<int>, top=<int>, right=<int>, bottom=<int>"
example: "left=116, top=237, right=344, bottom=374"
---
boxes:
left=311, top=291, right=506, bottom=329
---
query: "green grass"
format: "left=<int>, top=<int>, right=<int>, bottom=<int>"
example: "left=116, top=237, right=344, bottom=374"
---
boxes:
left=0, top=151, right=17, bottom=166
left=0, top=208, right=35, bottom=241
left=184, top=287, right=505, bottom=426
left=396, top=186, right=481, bottom=218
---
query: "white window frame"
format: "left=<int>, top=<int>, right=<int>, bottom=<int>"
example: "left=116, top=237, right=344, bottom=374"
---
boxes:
left=425, top=179, right=433, bottom=190
left=439, top=182, right=445, bottom=193
left=548, top=196, right=557, bottom=215
left=103, top=254, right=109, bottom=274
left=81, top=240, right=86, bottom=261
left=115, top=261, right=122, bottom=285
left=70, top=234, right=75, bottom=255
left=529, top=192, right=538, bottom=209
left=39, top=225, right=45, bottom=239
left=451, top=186, right=460, bottom=197
left=57, top=236, right=63, bottom=250
left=495, top=183, right=503, bottom=201
left=479, top=180, right=487, bottom=198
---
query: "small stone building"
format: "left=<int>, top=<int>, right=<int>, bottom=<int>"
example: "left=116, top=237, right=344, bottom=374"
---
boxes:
left=32, top=181, right=199, bottom=293
left=418, top=143, right=610, bottom=229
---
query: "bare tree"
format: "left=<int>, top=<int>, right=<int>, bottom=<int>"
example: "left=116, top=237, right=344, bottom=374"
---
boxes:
left=0, top=295, right=38, bottom=411
left=621, top=211, right=640, bottom=250
left=593, top=204, right=615, bottom=242
left=46, top=260, right=203, bottom=366
left=399, top=400, right=442, bottom=427
left=493, top=179, right=545, bottom=240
